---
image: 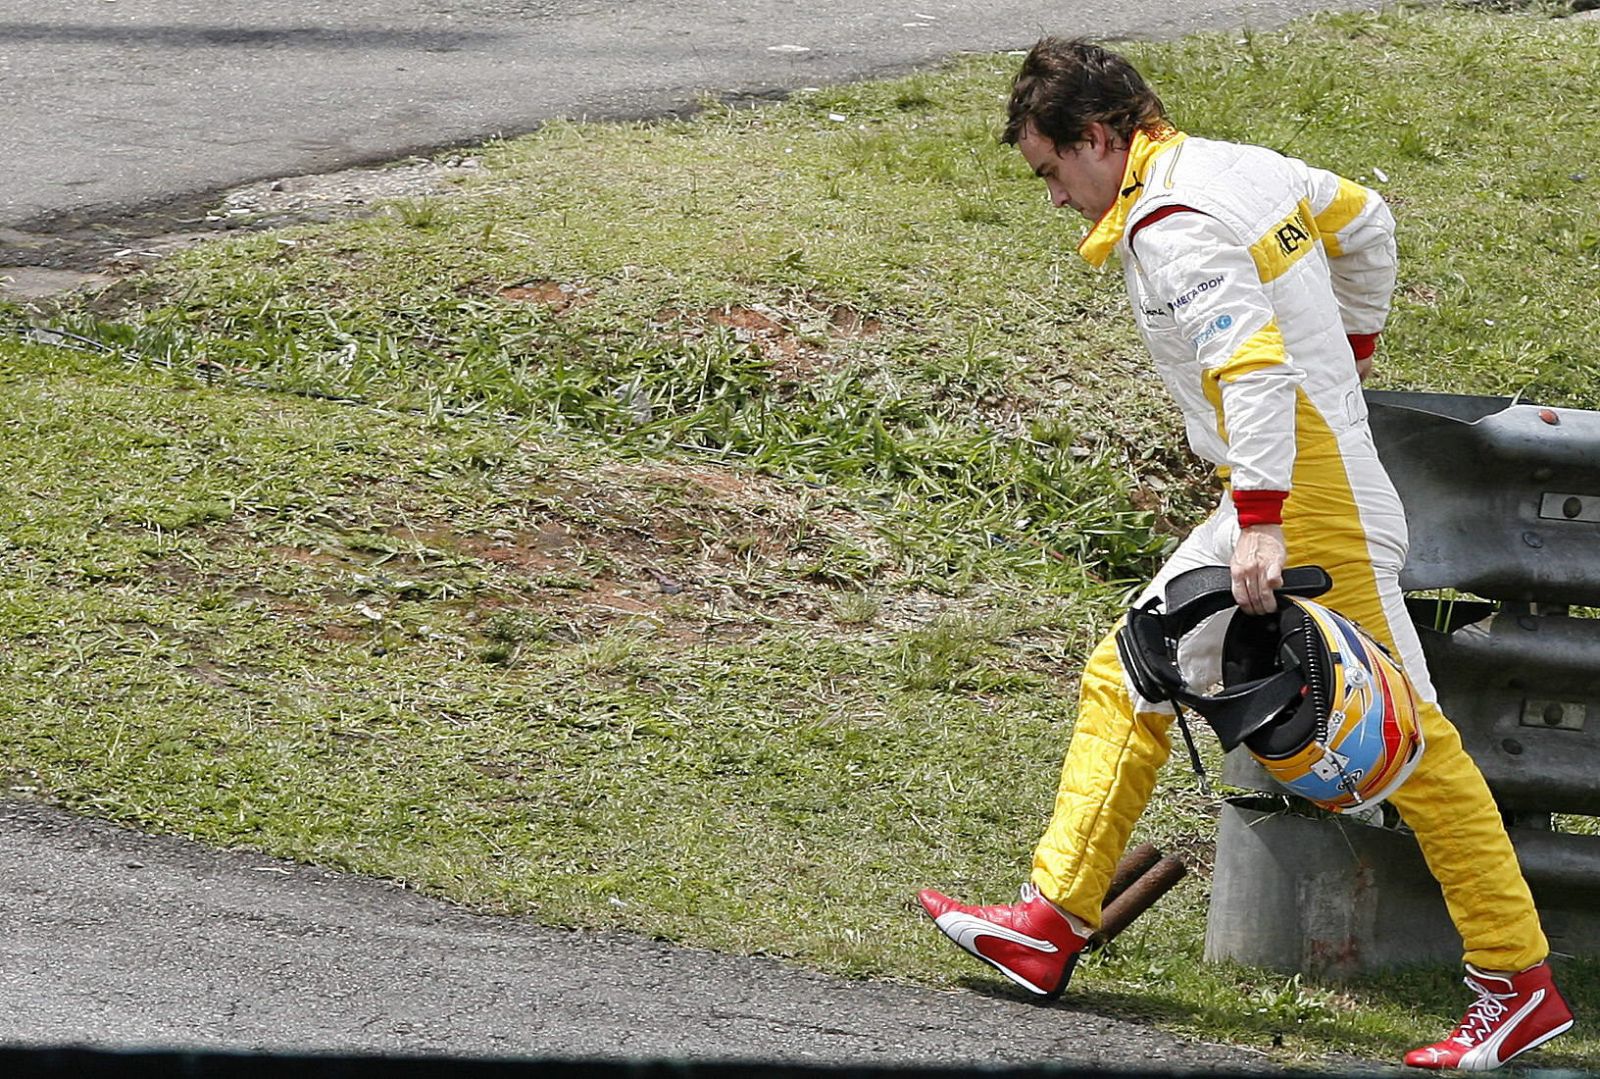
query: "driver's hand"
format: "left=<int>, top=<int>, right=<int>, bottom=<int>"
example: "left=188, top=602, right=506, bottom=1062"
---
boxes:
left=1232, top=523, right=1287, bottom=614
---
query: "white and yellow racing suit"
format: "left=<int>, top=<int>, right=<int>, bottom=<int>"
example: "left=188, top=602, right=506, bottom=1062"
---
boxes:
left=1031, top=127, right=1548, bottom=972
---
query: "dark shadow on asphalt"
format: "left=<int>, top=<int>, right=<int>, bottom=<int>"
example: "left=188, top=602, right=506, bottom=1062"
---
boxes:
left=953, top=973, right=1374, bottom=1067
left=0, top=23, right=497, bottom=50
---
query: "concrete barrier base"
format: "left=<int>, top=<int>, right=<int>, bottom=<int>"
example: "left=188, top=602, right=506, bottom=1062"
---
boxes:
left=1210, top=779, right=1600, bottom=976
left=1205, top=798, right=1461, bottom=977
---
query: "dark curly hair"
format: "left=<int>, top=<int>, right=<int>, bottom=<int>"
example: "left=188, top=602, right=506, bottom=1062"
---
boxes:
left=1002, top=38, right=1169, bottom=149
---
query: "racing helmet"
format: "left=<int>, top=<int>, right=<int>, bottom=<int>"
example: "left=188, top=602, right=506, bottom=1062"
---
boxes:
left=1115, top=564, right=1426, bottom=814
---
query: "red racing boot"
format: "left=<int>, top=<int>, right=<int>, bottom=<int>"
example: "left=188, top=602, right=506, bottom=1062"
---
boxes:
left=917, top=882, right=1090, bottom=998
left=1404, top=961, right=1573, bottom=1071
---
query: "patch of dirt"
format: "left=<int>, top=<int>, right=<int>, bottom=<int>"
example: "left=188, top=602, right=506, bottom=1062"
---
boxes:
left=320, top=622, right=368, bottom=642
left=180, top=662, right=236, bottom=690
left=710, top=305, right=783, bottom=334
left=404, top=457, right=979, bottom=643
left=444, top=460, right=874, bottom=637
left=267, top=544, right=350, bottom=569
left=124, top=435, right=1015, bottom=659
left=206, top=155, right=486, bottom=229
left=825, top=303, right=884, bottom=339
left=444, top=457, right=1035, bottom=646
left=0, top=265, right=123, bottom=302
left=428, top=522, right=579, bottom=575
left=497, top=279, right=593, bottom=313
left=0, top=155, right=488, bottom=301
left=1401, top=282, right=1440, bottom=306
left=663, top=299, right=887, bottom=383
left=116, top=468, right=757, bottom=648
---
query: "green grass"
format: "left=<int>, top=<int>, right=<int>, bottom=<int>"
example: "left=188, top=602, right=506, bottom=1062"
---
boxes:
left=5, top=4, right=1600, bottom=1069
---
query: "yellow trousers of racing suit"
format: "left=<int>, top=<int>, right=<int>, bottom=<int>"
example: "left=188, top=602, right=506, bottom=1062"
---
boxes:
left=1031, top=396, right=1549, bottom=973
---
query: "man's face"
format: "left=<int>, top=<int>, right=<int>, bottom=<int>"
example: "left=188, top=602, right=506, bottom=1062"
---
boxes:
left=1016, top=122, right=1126, bottom=222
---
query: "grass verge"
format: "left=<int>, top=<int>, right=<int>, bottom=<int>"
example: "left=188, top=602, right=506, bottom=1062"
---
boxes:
left=4, top=4, right=1600, bottom=1068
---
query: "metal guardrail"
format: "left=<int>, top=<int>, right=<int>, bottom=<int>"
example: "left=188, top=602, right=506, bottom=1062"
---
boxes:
left=1370, top=390, right=1600, bottom=819
left=1369, top=390, right=1600, bottom=605
left=1206, top=391, right=1600, bottom=976
left=1410, top=607, right=1598, bottom=816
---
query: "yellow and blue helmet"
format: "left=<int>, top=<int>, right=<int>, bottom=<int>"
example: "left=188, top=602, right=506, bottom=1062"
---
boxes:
left=1116, top=564, right=1426, bottom=814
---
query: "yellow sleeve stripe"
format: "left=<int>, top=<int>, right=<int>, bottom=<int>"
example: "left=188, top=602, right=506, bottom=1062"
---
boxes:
left=1250, top=200, right=1319, bottom=284
left=1312, top=177, right=1371, bottom=259
left=1207, top=320, right=1287, bottom=384
left=1202, top=374, right=1229, bottom=447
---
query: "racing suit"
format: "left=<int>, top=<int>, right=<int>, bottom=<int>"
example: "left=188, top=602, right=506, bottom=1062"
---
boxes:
left=1030, top=128, right=1548, bottom=972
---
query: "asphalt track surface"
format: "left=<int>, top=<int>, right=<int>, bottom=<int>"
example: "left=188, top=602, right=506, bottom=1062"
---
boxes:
left=0, top=0, right=1388, bottom=236
left=1, top=0, right=1395, bottom=1066
left=0, top=801, right=1290, bottom=1067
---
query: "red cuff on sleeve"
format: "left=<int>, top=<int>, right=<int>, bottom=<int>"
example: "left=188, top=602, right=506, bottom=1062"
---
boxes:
left=1347, top=332, right=1380, bottom=362
left=1233, top=489, right=1288, bottom=528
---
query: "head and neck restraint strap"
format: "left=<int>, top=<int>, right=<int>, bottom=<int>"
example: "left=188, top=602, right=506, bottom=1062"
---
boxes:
left=1114, top=565, right=1332, bottom=751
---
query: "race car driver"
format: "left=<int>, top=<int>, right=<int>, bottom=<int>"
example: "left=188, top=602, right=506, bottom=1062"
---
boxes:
left=916, top=37, right=1573, bottom=1071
